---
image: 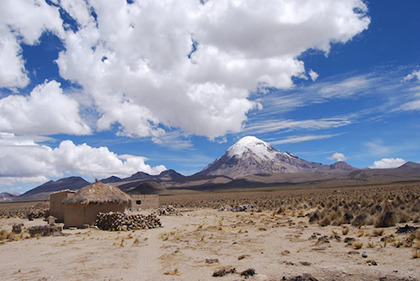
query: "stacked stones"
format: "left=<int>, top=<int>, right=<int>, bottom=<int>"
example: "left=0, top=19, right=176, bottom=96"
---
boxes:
left=12, top=223, right=23, bottom=234
left=231, top=204, right=255, bottom=212
left=28, top=225, right=63, bottom=237
left=154, top=205, right=180, bottom=216
left=94, top=212, right=161, bottom=231
left=27, top=209, right=49, bottom=221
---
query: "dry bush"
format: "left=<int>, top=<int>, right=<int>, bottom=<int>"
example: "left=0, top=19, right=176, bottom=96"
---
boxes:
left=371, top=229, right=384, bottom=237
left=375, top=204, right=397, bottom=227
left=353, top=241, right=363, bottom=249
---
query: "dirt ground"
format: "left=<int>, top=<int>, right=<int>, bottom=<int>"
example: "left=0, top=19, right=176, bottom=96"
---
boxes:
left=0, top=208, right=418, bottom=281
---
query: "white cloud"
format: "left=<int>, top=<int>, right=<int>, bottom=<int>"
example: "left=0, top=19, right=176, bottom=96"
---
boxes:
left=0, top=134, right=166, bottom=186
left=398, top=100, right=420, bottom=111
left=53, top=0, right=369, bottom=139
left=309, top=70, right=319, bottom=81
left=403, top=70, right=420, bottom=81
left=271, top=134, right=340, bottom=145
left=0, top=26, right=30, bottom=88
left=243, top=118, right=351, bottom=135
left=0, top=80, right=91, bottom=135
left=328, top=152, right=347, bottom=162
left=369, top=158, right=406, bottom=169
left=365, top=141, right=391, bottom=156
left=0, top=0, right=64, bottom=89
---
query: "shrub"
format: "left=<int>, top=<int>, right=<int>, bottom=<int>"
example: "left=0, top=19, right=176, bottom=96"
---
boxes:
left=352, top=213, right=368, bottom=227
left=375, top=205, right=397, bottom=227
left=353, top=241, right=363, bottom=249
left=372, top=229, right=384, bottom=237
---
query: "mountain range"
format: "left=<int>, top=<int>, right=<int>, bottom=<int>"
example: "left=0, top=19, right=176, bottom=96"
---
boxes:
left=3, top=136, right=420, bottom=201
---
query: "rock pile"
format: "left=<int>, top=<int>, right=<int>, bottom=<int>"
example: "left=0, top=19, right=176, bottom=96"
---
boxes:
left=28, top=225, right=63, bottom=237
left=27, top=209, right=48, bottom=221
left=12, top=223, right=23, bottom=234
left=231, top=204, right=255, bottom=212
left=94, top=212, right=161, bottom=231
left=154, top=206, right=180, bottom=216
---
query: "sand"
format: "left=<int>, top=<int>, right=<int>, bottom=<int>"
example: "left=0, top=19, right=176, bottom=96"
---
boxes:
left=0, top=209, right=419, bottom=281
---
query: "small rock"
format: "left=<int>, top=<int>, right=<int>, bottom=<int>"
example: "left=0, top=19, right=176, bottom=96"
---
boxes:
left=348, top=250, right=360, bottom=255
left=238, top=255, right=250, bottom=260
left=344, top=237, right=356, bottom=244
left=281, top=250, right=290, bottom=255
left=212, top=266, right=236, bottom=277
left=300, top=261, right=312, bottom=266
left=362, top=252, right=368, bottom=258
left=371, top=260, right=377, bottom=266
left=240, top=268, right=256, bottom=278
left=205, top=258, right=219, bottom=264
left=315, top=235, right=330, bottom=245
left=396, top=224, right=418, bottom=234
left=287, top=273, right=319, bottom=281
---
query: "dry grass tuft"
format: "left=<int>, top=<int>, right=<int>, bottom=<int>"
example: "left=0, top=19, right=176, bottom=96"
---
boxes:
left=371, top=229, right=384, bottom=237
left=375, top=204, right=397, bottom=227
left=164, top=268, right=179, bottom=275
left=353, top=241, right=363, bottom=249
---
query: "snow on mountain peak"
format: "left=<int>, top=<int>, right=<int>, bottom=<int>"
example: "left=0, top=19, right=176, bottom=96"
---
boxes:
left=227, top=136, right=279, bottom=160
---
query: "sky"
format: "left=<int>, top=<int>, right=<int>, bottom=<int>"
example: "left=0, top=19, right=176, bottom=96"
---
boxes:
left=0, top=0, right=419, bottom=193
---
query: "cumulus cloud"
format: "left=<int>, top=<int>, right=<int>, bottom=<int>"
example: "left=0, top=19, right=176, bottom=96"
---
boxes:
left=0, top=133, right=166, bottom=186
left=0, top=80, right=91, bottom=135
left=328, top=152, right=347, bottom=162
left=403, top=70, right=420, bottom=81
left=0, top=0, right=64, bottom=88
left=53, top=0, right=369, bottom=139
left=369, top=158, right=406, bottom=169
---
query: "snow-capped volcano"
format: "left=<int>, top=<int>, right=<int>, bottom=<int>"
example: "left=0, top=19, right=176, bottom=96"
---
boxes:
left=196, top=136, right=353, bottom=178
left=226, top=136, right=280, bottom=161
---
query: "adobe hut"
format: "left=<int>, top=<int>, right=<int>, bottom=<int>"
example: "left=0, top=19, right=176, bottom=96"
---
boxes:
left=125, top=181, right=161, bottom=210
left=62, top=180, right=131, bottom=228
left=130, top=194, right=159, bottom=210
left=49, top=190, right=76, bottom=222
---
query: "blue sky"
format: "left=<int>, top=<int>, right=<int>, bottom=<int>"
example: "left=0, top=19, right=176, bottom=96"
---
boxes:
left=0, top=0, right=419, bottom=193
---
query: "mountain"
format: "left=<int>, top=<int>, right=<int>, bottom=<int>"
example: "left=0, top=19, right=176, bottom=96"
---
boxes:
left=329, top=161, right=357, bottom=172
left=397, top=161, right=420, bottom=170
left=122, top=172, right=154, bottom=182
left=17, top=176, right=89, bottom=201
left=0, top=192, right=18, bottom=202
left=119, top=180, right=164, bottom=194
left=101, top=176, right=122, bottom=183
left=195, top=136, right=355, bottom=178
left=156, top=169, right=185, bottom=181
left=121, top=169, right=185, bottom=182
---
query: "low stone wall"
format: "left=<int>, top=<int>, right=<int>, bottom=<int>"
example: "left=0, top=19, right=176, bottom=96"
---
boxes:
left=94, top=212, right=161, bottom=231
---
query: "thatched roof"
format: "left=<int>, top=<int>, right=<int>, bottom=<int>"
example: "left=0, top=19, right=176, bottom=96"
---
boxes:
left=62, top=180, right=131, bottom=205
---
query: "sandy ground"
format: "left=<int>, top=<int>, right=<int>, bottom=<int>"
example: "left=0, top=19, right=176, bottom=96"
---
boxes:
left=0, top=209, right=419, bottom=281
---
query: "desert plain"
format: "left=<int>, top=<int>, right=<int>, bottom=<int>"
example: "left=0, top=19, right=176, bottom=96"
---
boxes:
left=0, top=183, right=419, bottom=281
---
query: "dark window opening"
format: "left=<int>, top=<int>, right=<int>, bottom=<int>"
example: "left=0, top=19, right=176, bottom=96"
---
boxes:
left=136, top=200, right=142, bottom=205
